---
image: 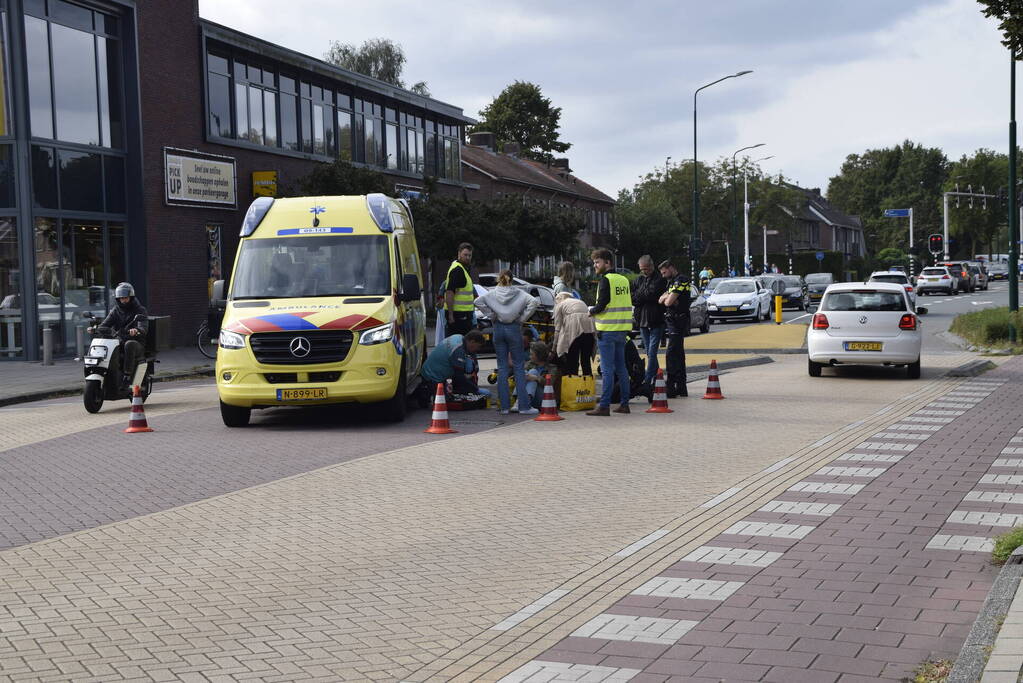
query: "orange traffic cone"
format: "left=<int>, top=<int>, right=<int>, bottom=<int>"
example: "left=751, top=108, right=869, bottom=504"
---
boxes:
left=534, top=374, right=564, bottom=422
left=123, top=385, right=153, bottom=433
left=424, top=382, right=457, bottom=434
left=702, top=360, right=725, bottom=400
left=646, top=368, right=674, bottom=413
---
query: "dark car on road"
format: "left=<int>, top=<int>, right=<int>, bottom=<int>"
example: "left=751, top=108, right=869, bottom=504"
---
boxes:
left=778, top=275, right=810, bottom=310
left=805, top=272, right=835, bottom=307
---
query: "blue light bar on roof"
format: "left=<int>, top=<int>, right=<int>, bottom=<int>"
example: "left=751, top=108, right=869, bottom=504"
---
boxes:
left=366, top=193, right=394, bottom=233
left=240, top=196, right=274, bottom=237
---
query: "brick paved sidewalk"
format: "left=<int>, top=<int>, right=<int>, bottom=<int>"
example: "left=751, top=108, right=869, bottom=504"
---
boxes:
left=496, top=358, right=1023, bottom=682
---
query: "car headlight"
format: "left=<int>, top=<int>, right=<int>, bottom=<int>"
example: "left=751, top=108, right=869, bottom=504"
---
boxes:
left=707, top=303, right=718, bottom=310
left=359, top=322, right=394, bottom=345
left=739, top=300, right=754, bottom=309
left=218, top=329, right=247, bottom=349
left=89, top=345, right=107, bottom=358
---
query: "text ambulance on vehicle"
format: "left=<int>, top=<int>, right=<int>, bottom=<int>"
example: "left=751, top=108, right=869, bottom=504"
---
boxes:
left=211, top=194, right=427, bottom=427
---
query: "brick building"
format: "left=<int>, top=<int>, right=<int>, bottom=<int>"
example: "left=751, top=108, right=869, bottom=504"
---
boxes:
left=2, top=0, right=473, bottom=360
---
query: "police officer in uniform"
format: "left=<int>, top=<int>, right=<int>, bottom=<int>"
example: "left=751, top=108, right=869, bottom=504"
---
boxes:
left=587, top=248, right=633, bottom=416
left=658, top=260, right=691, bottom=397
left=444, top=242, right=475, bottom=337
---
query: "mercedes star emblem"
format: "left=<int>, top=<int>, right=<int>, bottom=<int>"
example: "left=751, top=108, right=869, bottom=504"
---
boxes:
left=289, top=336, right=311, bottom=357
left=858, top=316, right=868, bottom=325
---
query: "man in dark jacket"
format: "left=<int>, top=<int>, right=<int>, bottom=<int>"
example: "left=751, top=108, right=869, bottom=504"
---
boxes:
left=99, top=282, right=148, bottom=386
left=632, top=255, right=666, bottom=392
left=658, top=261, right=691, bottom=397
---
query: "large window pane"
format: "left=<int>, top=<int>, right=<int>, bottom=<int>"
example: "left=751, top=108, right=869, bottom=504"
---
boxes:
left=0, top=6, right=10, bottom=136
left=31, top=146, right=57, bottom=209
left=263, top=90, right=276, bottom=147
left=51, top=23, right=99, bottom=145
left=58, top=149, right=102, bottom=212
left=107, top=222, right=125, bottom=293
left=385, top=123, right=397, bottom=170
left=208, top=72, right=231, bottom=138
left=337, top=111, right=352, bottom=161
left=280, top=93, right=298, bottom=151
left=425, top=132, right=437, bottom=176
left=99, top=36, right=122, bottom=148
left=300, top=98, right=311, bottom=153
left=50, top=0, right=92, bottom=31
left=312, top=103, right=324, bottom=155
left=234, top=82, right=247, bottom=140
left=416, top=131, right=424, bottom=175
left=0, top=145, right=13, bottom=208
left=322, top=104, right=333, bottom=155
left=34, top=216, right=62, bottom=297
left=207, top=53, right=229, bottom=75
left=104, top=155, right=125, bottom=213
left=25, top=16, right=53, bottom=139
left=248, top=84, right=263, bottom=145
left=402, top=128, right=412, bottom=171
left=0, top=216, right=20, bottom=358
left=364, top=118, right=376, bottom=166
left=353, top=114, right=364, bottom=162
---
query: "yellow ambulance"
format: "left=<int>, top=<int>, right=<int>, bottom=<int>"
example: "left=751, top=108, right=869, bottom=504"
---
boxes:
left=212, top=194, right=426, bottom=426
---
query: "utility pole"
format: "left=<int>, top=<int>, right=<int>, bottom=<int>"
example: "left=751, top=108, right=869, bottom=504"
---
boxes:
left=1010, top=49, right=1019, bottom=341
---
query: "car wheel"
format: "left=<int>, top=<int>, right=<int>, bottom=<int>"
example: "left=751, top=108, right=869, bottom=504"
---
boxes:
left=808, top=359, right=823, bottom=377
left=220, top=400, right=251, bottom=427
left=906, top=359, right=921, bottom=379
left=700, top=316, right=710, bottom=334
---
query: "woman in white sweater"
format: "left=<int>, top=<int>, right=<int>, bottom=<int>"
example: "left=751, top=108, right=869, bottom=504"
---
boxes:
left=474, top=271, right=539, bottom=414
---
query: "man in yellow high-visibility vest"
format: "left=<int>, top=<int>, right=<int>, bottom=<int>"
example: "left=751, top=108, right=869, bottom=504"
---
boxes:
left=587, top=248, right=633, bottom=416
left=444, top=242, right=475, bottom=337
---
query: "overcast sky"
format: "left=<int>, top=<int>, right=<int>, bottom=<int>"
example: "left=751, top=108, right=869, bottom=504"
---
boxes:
left=199, top=0, right=1008, bottom=199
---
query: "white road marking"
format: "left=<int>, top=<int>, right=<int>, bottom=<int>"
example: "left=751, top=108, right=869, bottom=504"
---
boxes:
left=853, top=441, right=917, bottom=452
left=500, top=661, right=641, bottom=682
left=632, top=576, right=744, bottom=601
left=758, top=501, right=841, bottom=516
left=916, top=409, right=966, bottom=416
left=1002, top=447, right=1023, bottom=455
left=490, top=589, right=570, bottom=631
left=680, top=546, right=783, bottom=567
left=699, top=486, right=744, bottom=508
left=925, top=535, right=994, bottom=552
left=786, top=313, right=813, bottom=324
left=993, top=459, right=1023, bottom=469
left=870, top=432, right=928, bottom=440
left=886, top=423, right=942, bottom=431
left=614, top=530, right=670, bottom=557
left=837, top=452, right=904, bottom=463
left=722, top=520, right=816, bottom=539
left=788, top=481, right=865, bottom=495
left=909, top=416, right=955, bottom=424
left=572, top=613, right=699, bottom=645
left=948, top=510, right=1023, bottom=527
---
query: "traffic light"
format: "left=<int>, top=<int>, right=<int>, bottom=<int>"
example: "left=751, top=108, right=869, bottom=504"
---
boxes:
left=928, top=234, right=944, bottom=255
left=785, top=243, right=793, bottom=258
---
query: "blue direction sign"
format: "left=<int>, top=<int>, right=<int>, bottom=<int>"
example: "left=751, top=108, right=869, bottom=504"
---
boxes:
left=884, top=208, right=911, bottom=217
left=815, top=251, right=825, bottom=261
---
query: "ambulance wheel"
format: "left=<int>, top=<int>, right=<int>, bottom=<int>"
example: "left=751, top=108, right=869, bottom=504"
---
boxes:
left=84, top=380, right=104, bottom=413
left=220, top=400, right=250, bottom=427
left=381, top=362, right=408, bottom=422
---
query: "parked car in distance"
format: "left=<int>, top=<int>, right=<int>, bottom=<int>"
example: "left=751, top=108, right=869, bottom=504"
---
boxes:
left=807, top=282, right=925, bottom=379
left=916, top=266, right=958, bottom=295
left=778, top=275, right=810, bottom=310
left=702, top=277, right=727, bottom=298
left=987, top=262, right=1009, bottom=280
left=937, top=261, right=974, bottom=292
left=706, top=278, right=771, bottom=323
left=966, top=262, right=989, bottom=290
left=805, top=272, right=836, bottom=307
left=867, top=270, right=916, bottom=308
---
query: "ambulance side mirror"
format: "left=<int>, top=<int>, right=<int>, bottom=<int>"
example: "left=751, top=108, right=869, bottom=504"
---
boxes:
left=211, top=280, right=226, bottom=309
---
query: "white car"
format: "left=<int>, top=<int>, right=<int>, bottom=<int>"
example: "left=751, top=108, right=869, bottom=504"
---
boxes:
left=807, top=282, right=924, bottom=379
left=915, top=266, right=958, bottom=295
left=706, top=278, right=771, bottom=323
left=867, top=271, right=917, bottom=308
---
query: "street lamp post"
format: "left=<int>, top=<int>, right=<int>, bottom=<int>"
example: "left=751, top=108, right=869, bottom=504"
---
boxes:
left=1010, top=49, right=1019, bottom=342
left=743, top=155, right=774, bottom=275
left=731, top=143, right=765, bottom=274
left=693, top=70, right=753, bottom=281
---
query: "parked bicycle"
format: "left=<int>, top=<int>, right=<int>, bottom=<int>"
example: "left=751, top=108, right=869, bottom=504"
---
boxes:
left=196, top=319, right=217, bottom=359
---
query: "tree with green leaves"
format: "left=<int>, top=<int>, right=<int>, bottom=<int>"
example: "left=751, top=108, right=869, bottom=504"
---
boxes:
left=290, top=158, right=390, bottom=197
left=946, top=148, right=1009, bottom=258
left=978, top=0, right=1023, bottom=52
left=324, top=38, right=430, bottom=96
left=469, top=81, right=570, bottom=163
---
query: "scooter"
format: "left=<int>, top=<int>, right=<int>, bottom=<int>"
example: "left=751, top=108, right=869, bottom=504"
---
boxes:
left=81, top=313, right=157, bottom=413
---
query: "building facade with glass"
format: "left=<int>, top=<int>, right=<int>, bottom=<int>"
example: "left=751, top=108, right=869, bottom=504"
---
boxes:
left=2, top=0, right=472, bottom=360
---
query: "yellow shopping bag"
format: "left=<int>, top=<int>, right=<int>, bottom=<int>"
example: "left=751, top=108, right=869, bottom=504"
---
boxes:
left=559, top=375, right=597, bottom=412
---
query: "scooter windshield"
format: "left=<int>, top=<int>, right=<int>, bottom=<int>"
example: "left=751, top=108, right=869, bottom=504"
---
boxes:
left=231, top=235, right=391, bottom=299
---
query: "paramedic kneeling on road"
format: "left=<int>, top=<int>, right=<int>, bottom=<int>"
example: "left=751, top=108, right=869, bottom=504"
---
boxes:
left=422, top=330, right=486, bottom=395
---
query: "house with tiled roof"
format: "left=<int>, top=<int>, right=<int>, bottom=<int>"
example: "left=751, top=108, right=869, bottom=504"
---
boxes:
left=461, top=133, right=616, bottom=277
left=775, top=183, right=865, bottom=260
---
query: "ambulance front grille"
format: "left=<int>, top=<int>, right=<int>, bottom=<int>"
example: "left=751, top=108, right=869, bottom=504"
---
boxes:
left=250, top=330, right=354, bottom=365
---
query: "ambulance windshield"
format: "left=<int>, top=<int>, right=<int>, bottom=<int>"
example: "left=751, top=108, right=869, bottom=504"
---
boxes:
left=231, top=235, right=391, bottom=298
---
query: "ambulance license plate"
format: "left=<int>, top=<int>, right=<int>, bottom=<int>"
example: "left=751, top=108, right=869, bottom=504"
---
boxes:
left=277, top=387, right=328, bottom=400
left=845, top=341, right=882, bottom=351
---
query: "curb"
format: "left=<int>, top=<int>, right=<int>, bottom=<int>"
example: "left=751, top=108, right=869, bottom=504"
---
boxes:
left=0, top=368, right=214, bottom=409
left=688, top=347, right=806, bottom=355
left=946, top=359, right=996, bottom=377
left=690, top=355, right=773, bottom=373
left=947, top=554, right=1023, bottom=683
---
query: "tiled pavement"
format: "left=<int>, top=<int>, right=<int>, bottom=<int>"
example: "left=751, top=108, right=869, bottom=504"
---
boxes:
left=494, top=365, right=1023, bottom=682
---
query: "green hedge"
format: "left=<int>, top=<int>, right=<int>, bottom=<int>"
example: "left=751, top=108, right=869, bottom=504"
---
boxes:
left=949, top=307, right=1023, bottom=347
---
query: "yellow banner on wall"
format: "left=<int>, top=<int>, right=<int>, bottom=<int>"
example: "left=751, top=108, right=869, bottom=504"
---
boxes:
left=252, top=171, right=278, bottom=198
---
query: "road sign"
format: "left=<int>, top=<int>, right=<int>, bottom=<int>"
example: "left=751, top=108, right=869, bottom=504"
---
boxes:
left=884, top=208, right=911, bottom=218
left=815, top=251, right=824, bottom=261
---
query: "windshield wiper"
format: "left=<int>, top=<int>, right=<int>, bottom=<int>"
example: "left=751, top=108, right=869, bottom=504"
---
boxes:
left=232, top=295, right=288, bottom=300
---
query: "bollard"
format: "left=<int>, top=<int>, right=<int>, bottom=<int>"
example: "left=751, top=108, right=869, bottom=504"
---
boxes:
left=42, top=326, right=53, bottom=365
left=75, top=324, right=85, bottom=360
left=775, top=295, right=783, bottom=324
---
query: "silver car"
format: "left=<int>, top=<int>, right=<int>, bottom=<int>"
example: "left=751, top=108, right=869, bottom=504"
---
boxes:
left=706, top=278, right=772, bottom=323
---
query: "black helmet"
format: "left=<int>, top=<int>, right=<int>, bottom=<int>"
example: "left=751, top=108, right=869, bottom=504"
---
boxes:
left=114, top=282, right=135, bottom=298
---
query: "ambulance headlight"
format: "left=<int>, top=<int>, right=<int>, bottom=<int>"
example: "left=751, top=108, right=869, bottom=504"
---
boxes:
left=359, top=323, right=394, bottom=345
left=219, top=329, right=246, bottom=349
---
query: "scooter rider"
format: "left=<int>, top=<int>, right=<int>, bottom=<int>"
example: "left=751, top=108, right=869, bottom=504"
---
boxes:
left=97, top=282, right=148, bottom=386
